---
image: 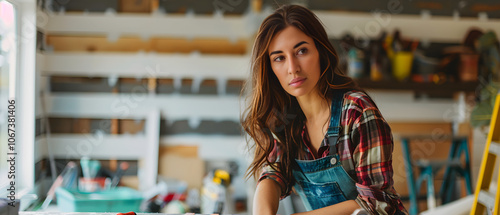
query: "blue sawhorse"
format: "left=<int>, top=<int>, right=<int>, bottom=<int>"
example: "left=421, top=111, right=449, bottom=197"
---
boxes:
left=401, top=136, right=473, bottom=215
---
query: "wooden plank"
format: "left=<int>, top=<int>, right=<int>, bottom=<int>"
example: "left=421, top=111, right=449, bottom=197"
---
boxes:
left=119, top=0, right=152, bottom=13
left=46, top=35, right=150, bottom=52
left=46, top=35, right=247, bottom=54
left=152, top=37, right=247, bottom=54
left=73, top=118, right=91, bottom=134
left=227, top=79, right=245, bottom=87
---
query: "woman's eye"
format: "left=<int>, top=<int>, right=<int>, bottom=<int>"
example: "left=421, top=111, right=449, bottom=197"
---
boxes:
left=297, top=48, right=308, bottom=55
left=274, top=56, right=284, bottom=62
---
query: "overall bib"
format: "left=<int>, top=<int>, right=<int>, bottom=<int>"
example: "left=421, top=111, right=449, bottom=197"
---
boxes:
left=292, top=90, right=358, bottom=211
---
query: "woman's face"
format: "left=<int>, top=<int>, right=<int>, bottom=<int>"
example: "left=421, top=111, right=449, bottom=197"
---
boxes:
left=268, top=25, right=321, bottom=98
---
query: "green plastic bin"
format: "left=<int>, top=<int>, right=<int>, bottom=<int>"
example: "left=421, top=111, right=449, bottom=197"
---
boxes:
left=55, top=187, right=143, bottom=212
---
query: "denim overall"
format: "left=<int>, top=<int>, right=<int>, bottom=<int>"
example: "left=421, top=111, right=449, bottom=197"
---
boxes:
left=292, top=90, right=358, bottom=211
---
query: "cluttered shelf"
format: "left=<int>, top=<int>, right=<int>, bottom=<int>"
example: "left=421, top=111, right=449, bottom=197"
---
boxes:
left=337, top=27, right=498, bottom=98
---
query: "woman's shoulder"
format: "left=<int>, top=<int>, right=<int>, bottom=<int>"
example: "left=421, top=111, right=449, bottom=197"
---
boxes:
left=342, top=89, right=378, bottom=110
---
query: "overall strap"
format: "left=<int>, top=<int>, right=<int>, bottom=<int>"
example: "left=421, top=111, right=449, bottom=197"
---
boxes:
left=327, top=90, right=347, bottom=156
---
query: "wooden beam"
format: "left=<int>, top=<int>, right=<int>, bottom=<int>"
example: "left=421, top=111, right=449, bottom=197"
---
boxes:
left=119, top=0, right=152, bottom=13
left=46, top=35, right=247, bottom=54
left=154, top=37, right=247, bottom=54
left=46, top=35, right=149, bottom=52
left=73, top=118, right=91, bottom=134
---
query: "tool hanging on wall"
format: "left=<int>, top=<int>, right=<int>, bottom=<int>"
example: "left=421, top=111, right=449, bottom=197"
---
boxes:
left=470, top=92, right=500, bottom=215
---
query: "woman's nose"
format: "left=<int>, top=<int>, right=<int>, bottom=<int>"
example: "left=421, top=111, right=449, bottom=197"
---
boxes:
left=287, top=56, right=300, bottom=74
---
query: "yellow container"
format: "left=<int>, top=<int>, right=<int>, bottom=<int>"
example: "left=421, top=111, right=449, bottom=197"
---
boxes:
left=392, top=52, right=414, bottom=81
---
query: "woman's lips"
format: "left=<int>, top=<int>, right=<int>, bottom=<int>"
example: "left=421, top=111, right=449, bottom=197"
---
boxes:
left=289, top=77, right=306, bottom=87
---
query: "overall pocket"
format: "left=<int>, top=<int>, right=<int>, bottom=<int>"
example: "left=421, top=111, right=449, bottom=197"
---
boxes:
left=299, top=181, right=348, bottom=210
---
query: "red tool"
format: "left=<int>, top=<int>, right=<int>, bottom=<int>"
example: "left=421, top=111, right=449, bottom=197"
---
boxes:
left=116, top=212, right=136, bottom=215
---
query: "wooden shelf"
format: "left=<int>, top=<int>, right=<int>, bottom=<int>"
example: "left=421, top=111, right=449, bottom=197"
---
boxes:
left=356, top=78, right=479, bottom=95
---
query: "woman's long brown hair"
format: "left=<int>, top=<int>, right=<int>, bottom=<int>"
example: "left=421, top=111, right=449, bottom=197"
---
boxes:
left=241, top=5, right=359, bottom=188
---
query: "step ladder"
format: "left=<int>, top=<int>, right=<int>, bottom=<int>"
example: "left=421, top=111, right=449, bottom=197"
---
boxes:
left=471, top=93, right=500, bottom=215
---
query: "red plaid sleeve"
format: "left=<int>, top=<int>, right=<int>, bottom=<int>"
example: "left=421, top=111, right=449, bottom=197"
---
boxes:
left=347, top=92, right=408, bottom=214
left=257, top=139, right=293, bottom=199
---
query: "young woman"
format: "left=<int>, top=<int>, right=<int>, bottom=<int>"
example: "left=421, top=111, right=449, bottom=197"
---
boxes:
left=242, top=5, right=408, bottom=215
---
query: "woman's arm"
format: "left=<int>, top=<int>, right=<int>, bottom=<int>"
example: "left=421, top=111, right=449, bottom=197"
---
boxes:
left=347, top=93, right=407, bottom=214
left=253, top=178, right=282, bottom=215
left=292, top=200, right=361, bottom=215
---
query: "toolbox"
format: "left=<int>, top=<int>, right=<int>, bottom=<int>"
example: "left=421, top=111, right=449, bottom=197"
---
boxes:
left=55, top=187, right=143, bottom=212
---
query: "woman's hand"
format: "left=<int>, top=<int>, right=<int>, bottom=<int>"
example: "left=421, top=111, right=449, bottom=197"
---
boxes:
left=253, top=179, right=282, bottom=215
